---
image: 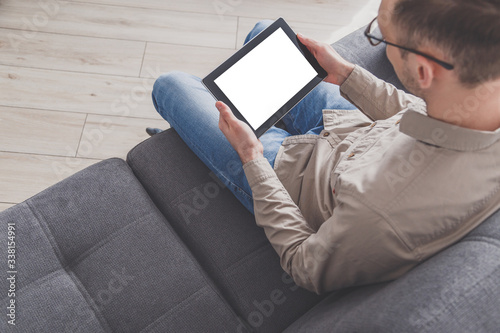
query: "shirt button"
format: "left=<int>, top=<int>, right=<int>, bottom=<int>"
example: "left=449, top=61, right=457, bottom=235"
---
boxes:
left=323, top=132, right=330, bottom=137
left=395, top=119, right=401, bottom=125
left=370, top=122, right=376, bottom=128
left=348, top=153, right=356, bottom=158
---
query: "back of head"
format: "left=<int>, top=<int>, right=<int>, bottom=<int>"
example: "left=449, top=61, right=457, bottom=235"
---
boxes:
left=392, top=0, right=500, bottom=87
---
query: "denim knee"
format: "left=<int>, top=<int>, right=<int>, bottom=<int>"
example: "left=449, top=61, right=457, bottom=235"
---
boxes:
left=152, top=71, right=188, bottom=114
left=254, top=19, right=273, bottom=31
left=245, top=20, right=274, bottom=44
left=153, top=71, right=187, bottom=98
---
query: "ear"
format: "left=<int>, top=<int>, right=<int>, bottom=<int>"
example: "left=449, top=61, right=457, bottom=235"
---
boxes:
left=414, top=55, right=436, bottom=89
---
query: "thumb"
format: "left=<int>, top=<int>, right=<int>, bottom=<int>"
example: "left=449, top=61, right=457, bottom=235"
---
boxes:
left=297, top=33, right=316, bottom=47
left=298, top=33, right=323, bottom=57
left=216, top=101, right=235, bottom=120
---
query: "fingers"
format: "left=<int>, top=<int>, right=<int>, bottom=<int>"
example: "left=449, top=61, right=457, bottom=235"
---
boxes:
left=297, top=33, right=318, bottom=50
left=216, top=101, right=237, bottom=133
left=216, top=101, right=235, bottom=120
left=297, top=33, right=310, bottom=43
left=215, top=100, right=226, bottom=111
left=217, top=104, right=228, bottom=131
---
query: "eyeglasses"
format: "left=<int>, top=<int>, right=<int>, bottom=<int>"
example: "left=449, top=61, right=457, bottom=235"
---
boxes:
left=364, top=17, right=454, bottom=70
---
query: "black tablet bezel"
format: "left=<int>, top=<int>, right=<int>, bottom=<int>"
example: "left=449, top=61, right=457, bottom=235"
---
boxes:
left=202, top=17, right=327, bottom=137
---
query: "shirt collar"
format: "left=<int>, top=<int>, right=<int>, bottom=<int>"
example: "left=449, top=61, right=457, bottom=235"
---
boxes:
left=399, top=103, right=500, bottom=152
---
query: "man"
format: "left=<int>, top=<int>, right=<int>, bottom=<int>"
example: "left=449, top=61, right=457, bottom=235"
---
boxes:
left=153, top=0, right=500, bottom=294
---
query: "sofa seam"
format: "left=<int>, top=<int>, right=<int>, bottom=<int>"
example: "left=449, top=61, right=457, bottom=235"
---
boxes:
left=123, top=160, right=248, bottom=328
left=460, top=235, right=500, bottom=248
left=163, top=117, right=253, bottom=201
left=82, top=169, right=240, bottom=332
left=68, top=213, right=154, bottom=267
left=158, top=202, right=247, bottom=319
left=0, top=268, right=64, bottom=304
left=25, top=201, right=113, bottom=333
left=26, top=200, right=68, bottom=267
left=139, top=285, right=211, bottom=333
left=125, top=132, right=254, bottom=315
left=224, top=243, right=273, bottom=274
left=126, top=131, right=158, bottom=163
left=155, top=208, right=247, bottom=330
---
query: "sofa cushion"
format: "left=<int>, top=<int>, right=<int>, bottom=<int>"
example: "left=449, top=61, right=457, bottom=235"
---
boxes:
left=283, top=208, right=500, bottom=333
left=0, top=158, right=241, bottom=333
left=127, top=130, right=324, bottom=333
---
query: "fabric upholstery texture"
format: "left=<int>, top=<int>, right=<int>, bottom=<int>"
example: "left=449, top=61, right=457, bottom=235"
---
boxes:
left=0, top=159, right=241, bottom=333
left=283, top=208, right=500, bottom=333
left=127, top=132, right=324, bottom=333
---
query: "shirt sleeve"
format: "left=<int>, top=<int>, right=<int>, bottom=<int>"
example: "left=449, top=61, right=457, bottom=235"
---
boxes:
left=243, top=157, right=419, bottom=294
left=340, top=65, right=424, bottom=121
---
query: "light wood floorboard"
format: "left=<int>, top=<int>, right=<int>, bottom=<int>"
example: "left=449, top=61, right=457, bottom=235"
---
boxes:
left=67, top=0, right=376, bottom=26
left=0, top=106, right=86, bottom=156
left=1, top=0, right=238, bottom=49
left=0, top=65, right=161, bottom=119
left=237, top=17, right=345, bottom=49
left=0, top=0, right=381, bottom=208
left=0, top=28, right=145, bottom=76
left=0, top=152, right=99, bottom=204
left=141, top=43, right=235, bottom=79
left=77, top=114, right=169, bottom=160
left=0, top=203, right=15, bottom=212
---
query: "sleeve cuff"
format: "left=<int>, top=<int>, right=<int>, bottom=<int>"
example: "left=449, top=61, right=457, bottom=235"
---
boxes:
left=242, top=157, right=277, bottom=188
left=339, top=65, right=372, bottom=103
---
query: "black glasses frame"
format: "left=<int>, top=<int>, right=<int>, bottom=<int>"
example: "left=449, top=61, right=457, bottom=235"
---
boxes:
left=364, top=17, right=454, bottom=70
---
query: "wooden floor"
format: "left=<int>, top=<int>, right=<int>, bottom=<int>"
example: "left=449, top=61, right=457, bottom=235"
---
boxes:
left=0, top=0, right=380, bottom=211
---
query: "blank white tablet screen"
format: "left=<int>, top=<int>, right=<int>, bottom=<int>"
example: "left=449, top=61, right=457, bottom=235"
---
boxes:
left=214, top=28, right=318, bottom=130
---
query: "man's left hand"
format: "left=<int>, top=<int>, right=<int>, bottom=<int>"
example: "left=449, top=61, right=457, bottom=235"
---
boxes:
left=216, top=101, right=264, bottom=165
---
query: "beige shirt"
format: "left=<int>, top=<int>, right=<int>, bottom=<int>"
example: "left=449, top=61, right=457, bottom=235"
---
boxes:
left=243, top=66, right=500, bottom=294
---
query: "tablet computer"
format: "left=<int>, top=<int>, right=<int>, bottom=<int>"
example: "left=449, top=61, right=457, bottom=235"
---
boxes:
left=202, top=18, right=327, bottom=137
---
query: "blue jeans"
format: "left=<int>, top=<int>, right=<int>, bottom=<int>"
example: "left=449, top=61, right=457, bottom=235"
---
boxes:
left=152, top=20, right=355, bottom=213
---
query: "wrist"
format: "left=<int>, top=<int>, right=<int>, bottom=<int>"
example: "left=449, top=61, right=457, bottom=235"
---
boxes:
left=239, top=145, right=264, bottom=165
left=336, top=62, right=355, bottom=86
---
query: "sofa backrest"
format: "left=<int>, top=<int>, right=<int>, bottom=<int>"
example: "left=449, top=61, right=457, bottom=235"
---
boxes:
left=333, top=25, right=406, bottom=92
left=284, top=207, right=500, bottom=332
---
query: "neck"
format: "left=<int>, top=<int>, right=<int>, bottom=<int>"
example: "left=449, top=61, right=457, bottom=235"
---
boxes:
left=424, top=78, right=500, bottom=132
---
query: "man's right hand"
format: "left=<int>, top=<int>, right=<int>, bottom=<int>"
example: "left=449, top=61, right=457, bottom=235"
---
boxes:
left=297, top=33, right=355, bottom=86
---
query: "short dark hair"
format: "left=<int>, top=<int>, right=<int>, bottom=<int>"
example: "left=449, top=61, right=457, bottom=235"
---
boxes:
left=392, top=0, right=500, bottom=87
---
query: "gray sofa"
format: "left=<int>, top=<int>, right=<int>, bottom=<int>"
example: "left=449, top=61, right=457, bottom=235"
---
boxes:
left=1, top=26, right=499, bottom=333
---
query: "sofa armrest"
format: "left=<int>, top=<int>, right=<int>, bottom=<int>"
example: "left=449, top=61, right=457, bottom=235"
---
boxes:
left=0, top=159, right=242, bottom=333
